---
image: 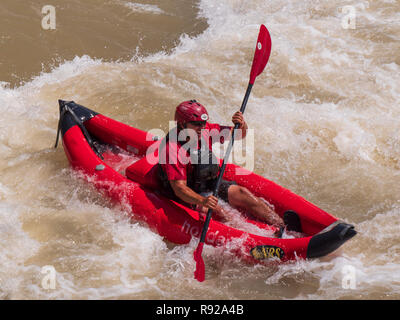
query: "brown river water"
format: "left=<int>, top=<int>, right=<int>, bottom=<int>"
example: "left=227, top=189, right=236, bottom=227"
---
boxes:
left=0, top=0, right=399, bottom=299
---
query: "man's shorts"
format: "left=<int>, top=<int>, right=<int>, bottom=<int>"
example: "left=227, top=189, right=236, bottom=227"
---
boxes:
left=200, top=179, right=237, bottom=203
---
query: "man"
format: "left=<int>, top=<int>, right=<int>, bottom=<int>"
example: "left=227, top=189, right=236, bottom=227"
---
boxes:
left=158, top=100, right=284, bottom=228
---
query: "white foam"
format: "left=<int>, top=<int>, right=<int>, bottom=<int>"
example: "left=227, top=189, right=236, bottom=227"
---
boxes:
left=0, top=183, right=13, bottom=199
left=123, top=2, right=166, bottom=15
left=0, top=202, right=40, bottom=299
left=0, top=55, right=104, bottom=157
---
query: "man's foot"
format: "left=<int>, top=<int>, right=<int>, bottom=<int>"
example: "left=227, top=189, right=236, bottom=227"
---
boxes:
left=283, top=210, right=302, bottom=232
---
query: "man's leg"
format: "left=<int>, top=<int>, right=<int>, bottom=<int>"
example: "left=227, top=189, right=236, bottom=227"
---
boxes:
left=227, top=185, right=284, bottom=227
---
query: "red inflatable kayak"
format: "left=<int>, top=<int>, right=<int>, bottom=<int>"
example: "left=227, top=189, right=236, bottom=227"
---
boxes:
left=56, top=100, right=356, bottom=264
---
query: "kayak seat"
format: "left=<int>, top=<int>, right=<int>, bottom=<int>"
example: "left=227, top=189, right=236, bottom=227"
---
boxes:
left=125, top=157, right=161, bottom=190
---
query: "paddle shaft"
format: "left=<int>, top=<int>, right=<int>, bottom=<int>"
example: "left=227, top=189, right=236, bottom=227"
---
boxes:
left=198, top=83, right=253, bottom=243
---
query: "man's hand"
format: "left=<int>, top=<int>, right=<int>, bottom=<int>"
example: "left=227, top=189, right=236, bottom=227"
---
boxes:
left=201, top=195, right=219, bottom=210
left=232, top=111, right=245, bottom=128
left=231, top=111, right=247, bottom=139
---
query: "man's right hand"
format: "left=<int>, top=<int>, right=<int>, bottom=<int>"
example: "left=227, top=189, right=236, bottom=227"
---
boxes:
left=170, top=180, right=220, bottom=211
left=201, top=195, right=219, bottom=210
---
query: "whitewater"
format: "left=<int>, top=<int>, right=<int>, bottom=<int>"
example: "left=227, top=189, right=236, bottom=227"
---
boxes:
left=0, top=0, right=399, bottom=299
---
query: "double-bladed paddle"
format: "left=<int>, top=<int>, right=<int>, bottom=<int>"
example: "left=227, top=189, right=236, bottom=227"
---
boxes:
left=193, top=24, right=272, bottom=282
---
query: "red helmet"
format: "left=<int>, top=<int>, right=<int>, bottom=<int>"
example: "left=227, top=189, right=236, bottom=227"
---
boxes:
left=175, top=100, right=209, bottom=127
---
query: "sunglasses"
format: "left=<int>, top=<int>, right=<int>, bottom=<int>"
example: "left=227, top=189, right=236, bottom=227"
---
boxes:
left=188, top=121, right=207, bottom=127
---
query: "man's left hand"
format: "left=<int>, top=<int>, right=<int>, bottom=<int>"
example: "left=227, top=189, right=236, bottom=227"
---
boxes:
left=232, top=111, right=245, bottom=128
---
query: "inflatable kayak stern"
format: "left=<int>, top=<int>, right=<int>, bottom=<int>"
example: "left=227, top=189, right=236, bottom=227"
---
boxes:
left=306, top=221, right=357, bottom=259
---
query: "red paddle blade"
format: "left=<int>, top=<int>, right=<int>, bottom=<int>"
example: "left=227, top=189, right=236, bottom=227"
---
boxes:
left=193, top=242, right=205, bottom=282
left=249, top=24, right=272, bottom=85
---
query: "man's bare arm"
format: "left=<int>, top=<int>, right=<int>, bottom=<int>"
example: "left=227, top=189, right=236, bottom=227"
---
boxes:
left=169, top=180, right=218, bottom=209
